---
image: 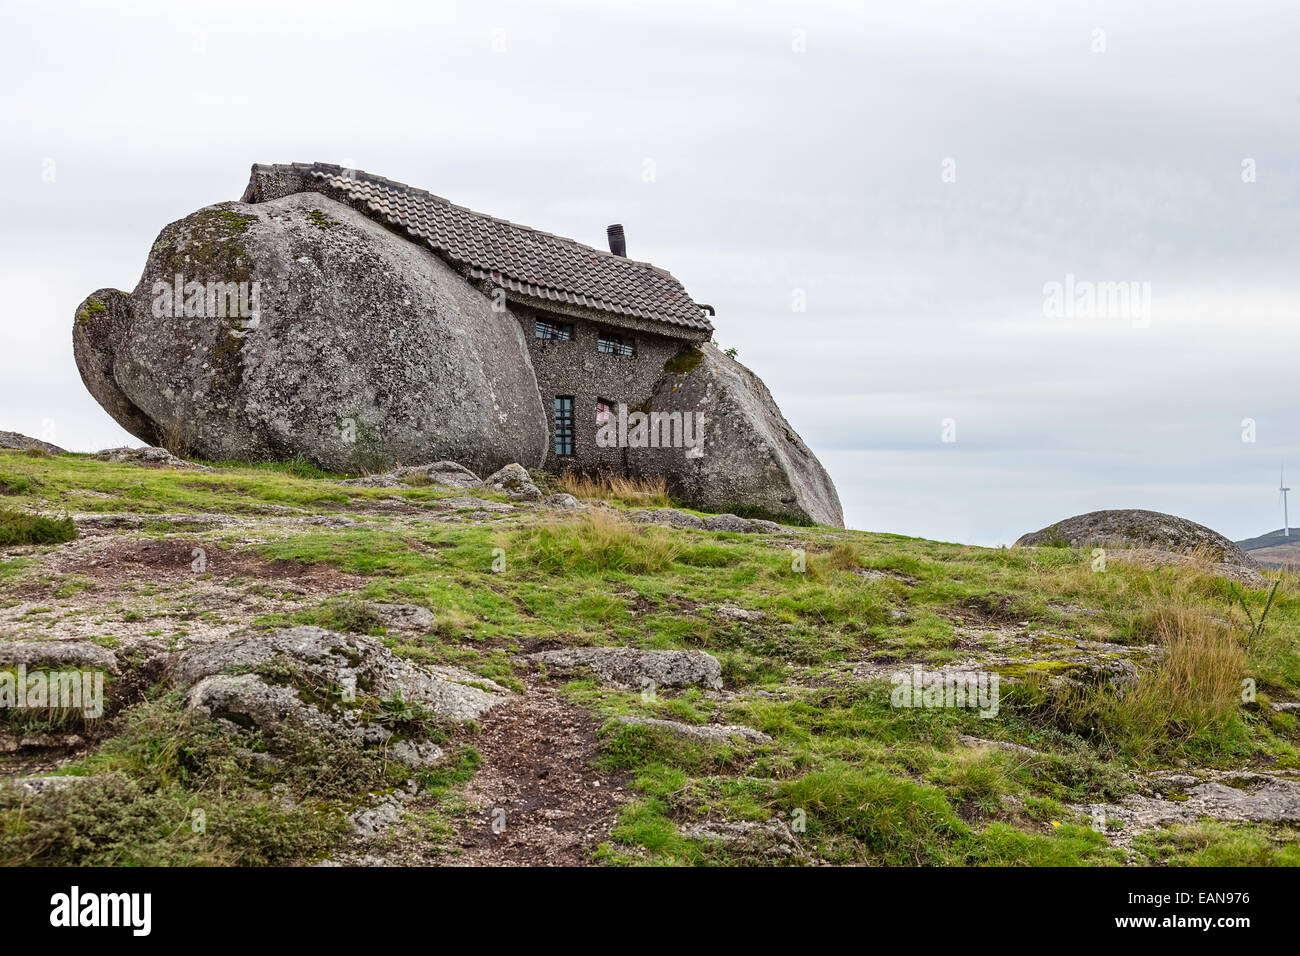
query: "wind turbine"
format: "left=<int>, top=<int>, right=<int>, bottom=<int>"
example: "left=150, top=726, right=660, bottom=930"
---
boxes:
left=1282, top=466, right=1292, bottom=538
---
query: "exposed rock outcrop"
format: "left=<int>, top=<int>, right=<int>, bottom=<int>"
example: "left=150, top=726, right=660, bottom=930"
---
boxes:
left=95, top=445, right=212, bottom=471
left=1015, top=509, right=1266, bottom=586
left=627, top=507, right=784, bottom=534
left=1077, top=771, right=1300, bottom=845
left=480, top=463, right=542, bottom=501
left=339, top=461, right=482, bottom=489
left=640, top=345, right=844, bottom=527
left=171, top=626, right=509, bottom=737
left=1015, top=509, right=1255, bottom=566
left=0, top=431, right=66, bottom=455
left=521, top=647, right=723, bottom=690
left=612, top=715, right=772, bottom=745
left=73, top=194, right=548, bottom=476
left=0, top=641, right=118, bottom=673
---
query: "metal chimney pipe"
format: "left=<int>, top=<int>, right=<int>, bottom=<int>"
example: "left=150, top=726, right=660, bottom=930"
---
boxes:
left=606, top=224, right=626, bottom=257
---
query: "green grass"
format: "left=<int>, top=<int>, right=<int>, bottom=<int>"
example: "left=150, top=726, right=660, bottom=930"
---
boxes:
left=3, top=451, right=1298, bottom=866
left=0, top=508, right=76, bottom=546
left=1133, top=821, right=1300, bottom=866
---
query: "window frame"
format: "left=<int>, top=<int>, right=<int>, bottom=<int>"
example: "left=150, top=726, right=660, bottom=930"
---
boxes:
left=596, top=329, right=635, bottom=356
left=553, top=395, right=575, bottom=457
left=535, top=318, right=574, bottom=341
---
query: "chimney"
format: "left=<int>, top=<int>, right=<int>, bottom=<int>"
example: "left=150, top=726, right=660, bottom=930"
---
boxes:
left=606, top=224, right=626, bottom=257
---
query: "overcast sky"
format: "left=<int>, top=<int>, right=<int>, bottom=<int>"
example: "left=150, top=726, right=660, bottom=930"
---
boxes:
left=2, top=0, right=1297, bottom=545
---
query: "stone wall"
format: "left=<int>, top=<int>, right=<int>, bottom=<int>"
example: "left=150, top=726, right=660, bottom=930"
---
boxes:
left=516, top=305, right=693, bottom=475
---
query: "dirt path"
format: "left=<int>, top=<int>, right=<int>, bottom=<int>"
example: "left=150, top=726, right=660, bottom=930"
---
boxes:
left=436, top=679, right=629, bottom=866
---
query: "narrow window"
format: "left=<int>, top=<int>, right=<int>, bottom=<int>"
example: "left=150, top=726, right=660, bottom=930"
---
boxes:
left=535, top=318, right=573, bottom=341
left=596, top=329, right=635, bottom=356
left=554, top=396, right=575, bottom=456
left=595, top=398, right=613, bottom=426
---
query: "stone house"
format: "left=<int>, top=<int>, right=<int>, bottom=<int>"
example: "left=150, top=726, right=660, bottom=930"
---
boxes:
left=242, top=163, right=715, bottom=477
left=75, top=162, right=843, bottom=526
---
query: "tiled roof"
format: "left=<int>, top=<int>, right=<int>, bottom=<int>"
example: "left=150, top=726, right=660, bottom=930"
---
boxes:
left=243, top=162, right=713, bottom=336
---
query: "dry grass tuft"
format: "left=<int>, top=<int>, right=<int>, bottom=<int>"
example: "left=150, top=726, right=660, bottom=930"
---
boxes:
left=1051, top=598, right=1246, bottom=759
left=557, top=471, right=671, bottom=508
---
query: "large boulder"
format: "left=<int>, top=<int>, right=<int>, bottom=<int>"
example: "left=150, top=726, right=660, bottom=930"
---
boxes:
left=1015, top=509, right=1257, bottom=567
left=72, top=193, right=548, bottom=475
left=639, top=344, right=844, bottom=527
left=0, top=431, right=66, bottom=455
left=1016, top=509, right=1267, bottom=584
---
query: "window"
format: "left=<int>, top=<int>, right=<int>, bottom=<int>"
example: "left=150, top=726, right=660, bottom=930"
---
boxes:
left=595, top=398, right=613, bottom=425
left=596, top=329, right=635, bottom=356
left=553, top=396, right=575, bottom=456
left=534, top=318, right=573, bottom=341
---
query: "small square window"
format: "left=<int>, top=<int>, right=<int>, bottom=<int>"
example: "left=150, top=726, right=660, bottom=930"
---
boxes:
left=597, top=330, right=635, bottom=356
left=535, top=319, right=574, bottom=341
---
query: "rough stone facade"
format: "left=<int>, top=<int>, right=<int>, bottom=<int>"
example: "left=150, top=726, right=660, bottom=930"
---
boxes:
left=513, top=302, right=695, bottom=474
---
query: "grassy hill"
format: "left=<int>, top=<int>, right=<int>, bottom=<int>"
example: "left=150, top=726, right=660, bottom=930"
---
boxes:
left=1, top=448, right=1298, bottom=866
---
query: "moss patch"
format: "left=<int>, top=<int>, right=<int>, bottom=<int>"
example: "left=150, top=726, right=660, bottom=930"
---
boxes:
left=663, top=347, right=704, bottom=375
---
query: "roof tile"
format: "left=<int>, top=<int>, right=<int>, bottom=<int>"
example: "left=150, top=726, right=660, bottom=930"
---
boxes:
left=246, top=163, right=711, bottom=335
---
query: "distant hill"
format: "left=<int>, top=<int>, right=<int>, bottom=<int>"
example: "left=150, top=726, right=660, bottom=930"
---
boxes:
left=1235, top=528, right=1300, bottom=569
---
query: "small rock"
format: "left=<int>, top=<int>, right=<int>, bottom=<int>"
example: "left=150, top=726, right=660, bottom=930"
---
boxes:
left=543, top=492, right=582, bottom=510
left=958, top=734, right=1039, bottom=756
left=628, top=508, right=706, bottom=530
left=0, top=640, right=118, bottom=673
left=436, top=495, right=515, bottom=513
left=2, top=775, right=96, bottom=795
left=613, top=716, right=772, bottom=745
left=713, top=605, right=767, bottom=623
left=364, top=602, right=436, bottom=635
left=341, top=461, right=481, bottom=490
left=703, top=513, right=755, bottom=533
left=350, top=796, right=404, bottom=839
left=388, top=739, right=445, bottom=768
left=480, top=463, right=543, bottom=501
left=1078, top=771, right=1300, bottom=843
left=302, top=515, right=358, bottom=528
left=412, top=461, right=482, bottom=489
left=522, top=647, right=723, bottom=690
left=681, top=818, right=798, bottom=858
left=0, top=733, right=85, bottom=753
left=94, top=445, right=212, bottom=471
